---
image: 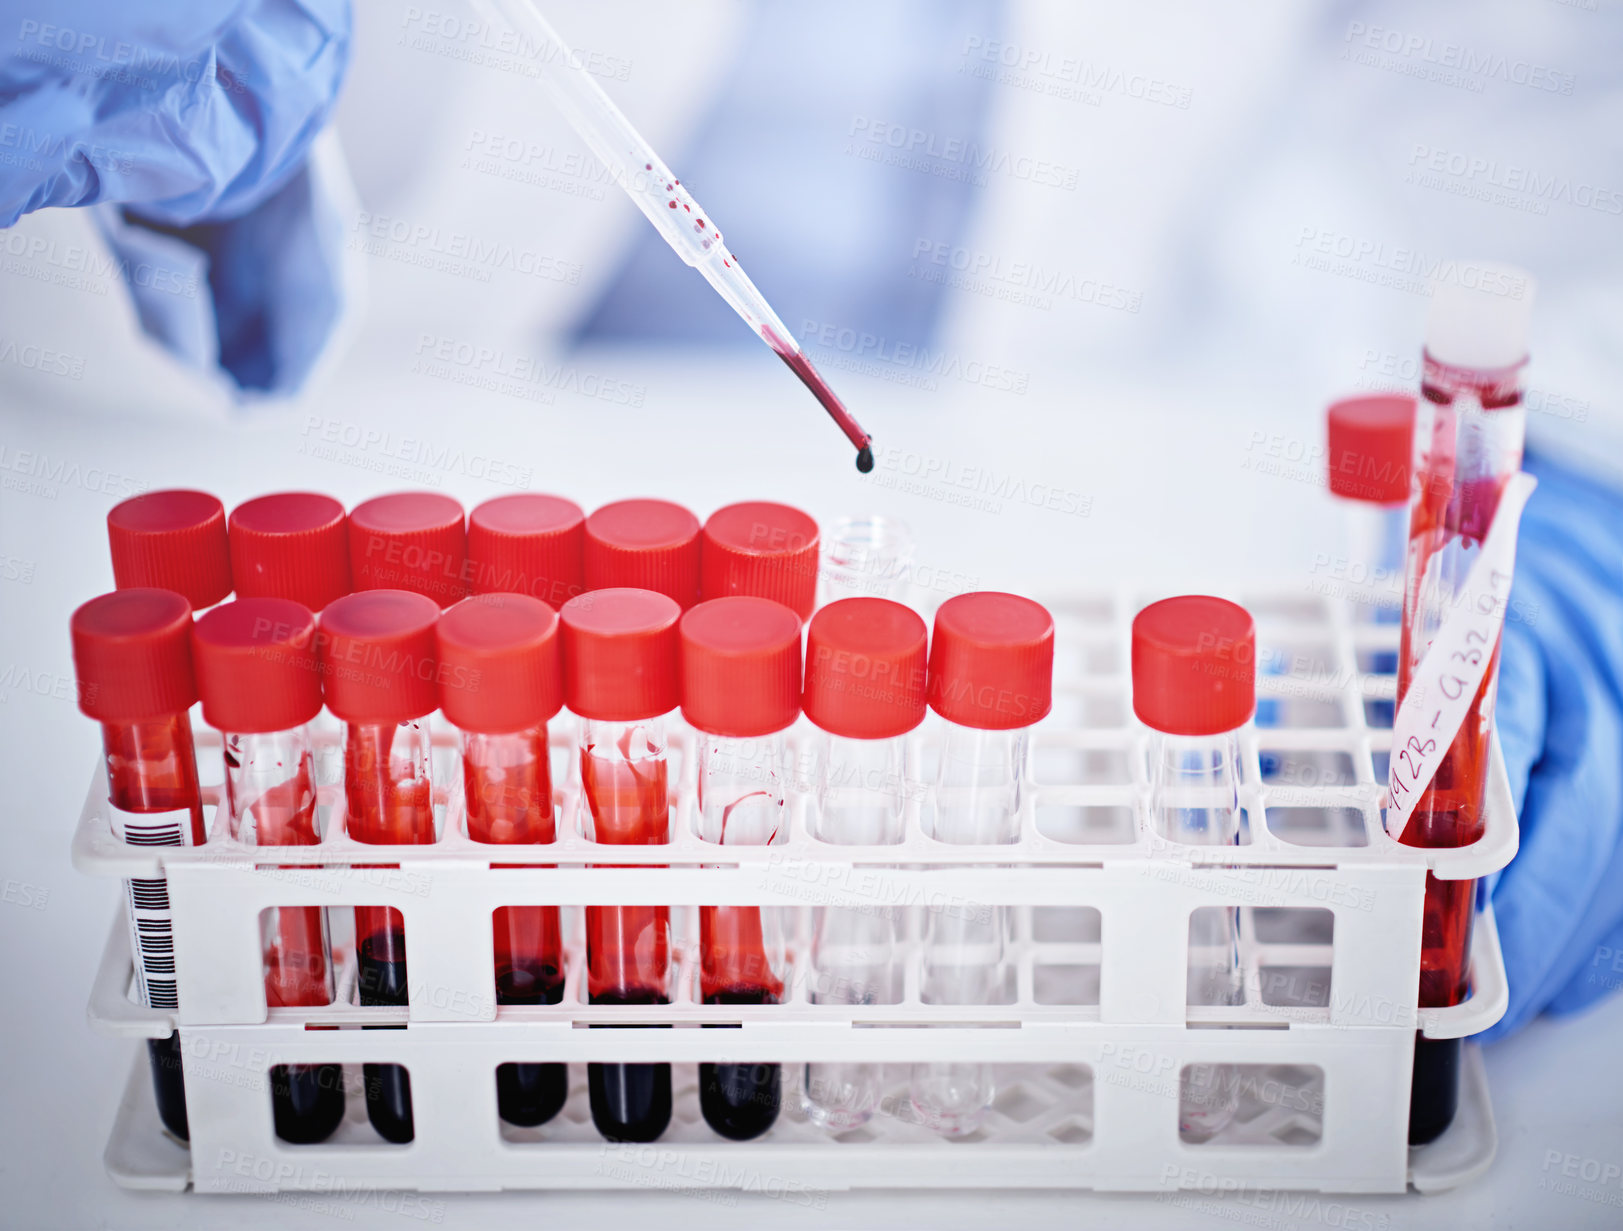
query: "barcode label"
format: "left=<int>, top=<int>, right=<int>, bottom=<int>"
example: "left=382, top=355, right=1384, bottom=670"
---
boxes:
left=110, top=804, right=194, bottom=1011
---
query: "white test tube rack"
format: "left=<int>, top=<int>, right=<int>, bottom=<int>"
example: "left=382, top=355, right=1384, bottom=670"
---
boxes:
left=74, top=589, right=1514, bottom=1196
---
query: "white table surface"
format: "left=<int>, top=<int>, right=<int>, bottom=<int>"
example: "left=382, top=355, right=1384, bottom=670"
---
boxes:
left=3, top=344, right=1620, bottom=1230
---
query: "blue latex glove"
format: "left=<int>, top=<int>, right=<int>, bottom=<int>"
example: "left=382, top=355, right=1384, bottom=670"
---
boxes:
left=1482, top=449, right=1623, bottom=1039
left=0, top=0, right=352, bottom=392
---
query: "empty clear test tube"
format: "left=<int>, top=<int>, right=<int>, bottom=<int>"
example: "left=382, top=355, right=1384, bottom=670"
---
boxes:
left=437, top=592, right=568, bottom=1129
left=318, top=589, right=444, bottom=1144
left=911, top=592, right=1054, bottom=1137
left=560, top=587, right=682, bottom=1143
left=680, top=595, right=803, bottom=1140
left=1132, top=595, right=1256, bottom=1142
left=193, top=597, right=343, bottom=1144
left=72, top=588, right=208, bottom=1143
left=801, top=598, right=928, bottom=1133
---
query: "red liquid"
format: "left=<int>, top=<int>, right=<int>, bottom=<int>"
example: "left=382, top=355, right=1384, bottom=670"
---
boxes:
left=463, top=728, right=561, bottom=996
left=104, top=713, right=203, bottom=1143
left=1397, top=363, right=1522, bottom=1010
left=1398, top=358, right=1522, bottom=1145
left=700, top=907, right=785, bottom=1005
left=762, top=324, right=874, bottom=470
left=344, top=722, right=435, bottom=961
left=104, top=715, right=206, bottom=844
left=250, top=769, right=332, bottom=1009
left=463, top=727, right=567, bottom=1127
left=581, top=734, right=672, bottom=1142
left=580, top=737, right=670, bottom=1003
left=344, top=722, right=434, bottom=1145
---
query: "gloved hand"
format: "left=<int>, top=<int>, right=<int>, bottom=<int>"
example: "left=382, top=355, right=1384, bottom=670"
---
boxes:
left=0, top=0, right=352, bottom=393
left=1482, top=449, right=1623, bottom=1038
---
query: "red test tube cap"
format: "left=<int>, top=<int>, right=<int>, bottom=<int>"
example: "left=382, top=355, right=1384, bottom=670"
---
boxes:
left=318, top=589, right=442, bottom=724
left=436, top=593, right=563, bottom=734
left=680, top=596, right=802, bottom=737
left=107, top=489, right=232, bottom=609
left=1132, top=595, right=1255, bottom=736
left=70, top=588, right=197, bottom=722
left=1326, top=394, right=1416, bottom=505
left=467, top=493, right=585, bottom=609
left=700, top=501, right=820, bottom=619
left=560, top=587, right=681, bottom=722
left=228, top=492, right=351, bottom=611
left=192, top=598, right=323, bottom=733
left=927, top=592, right=1054, bottom=730
left=804, top=597, right=928, bottom=740
left=584, top=499, right=701, bottom=609
left=348, top=492, right=467, bottom=608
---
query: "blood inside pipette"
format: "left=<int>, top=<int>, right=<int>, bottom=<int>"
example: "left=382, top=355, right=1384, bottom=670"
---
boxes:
left=761, top=325, right=874, bottom=472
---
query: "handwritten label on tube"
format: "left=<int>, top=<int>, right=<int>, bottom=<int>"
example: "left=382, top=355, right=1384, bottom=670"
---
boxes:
left=1387, top=471, right=1537, bottom=840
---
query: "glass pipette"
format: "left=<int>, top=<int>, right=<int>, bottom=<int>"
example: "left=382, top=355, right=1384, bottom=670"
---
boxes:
left=474, top=0, right=875, bottom=472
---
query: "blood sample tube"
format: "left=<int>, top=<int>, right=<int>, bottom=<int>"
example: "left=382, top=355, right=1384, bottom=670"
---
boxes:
left=436, top=593, right=568, bottom=1128
left=800, top=597, right=927, bottom=1133
left=699, top=501, right=819, bottom=619
left=318, top=589, right=443, bottom=1144
left=467, top=493, right=586, bottom=608
left=107, top=489, right=233, bottom=610
left=1397, top=267, right=1535, bottom=1145
left=70, top=588, right=206, bottom=1141
left=348, top=492, right=468, bottom=608
left=560, top=587, right=681, bottom=1143
left=1327, top=394, right=1417, bottom=730
left=583, top=498, right=701, bottom=609
left=192, top=598, right=343, bottom=1144
left=228, top=492, right=352, bottom=611
left=679, top=596, right=801, bottom=1140
left=910, top=592, right=1054, bottom=1137
left=1132, top=595, right=1255, bottom=1142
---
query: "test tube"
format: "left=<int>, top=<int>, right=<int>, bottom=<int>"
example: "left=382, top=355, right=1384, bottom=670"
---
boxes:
left=1132, top=595, right=1255, bottom=1142
left=227, top=492, right=352, bottom=611
left=910, top=592, right=1054, bottom=1137
left=467, top=493, right=586, bottom=608
left=800, top=597, right=927, bottom=1133
left=583, top=498, right=702, bottom=609
left=698, top=501, right=820, bottom=619
left=679, top=596, right=802, bottom=1140
left=348, top=492, right=468, bottom=608
left=107, top=489, right=233, bottom=610
left=818, top=514, right=915, bottom=606
left=436, top=592, right=568, bottom=1128
left=1397, top=267, right=1534, bottom=1145
left=192, top=597, right=343, bottom=1144
left=1326, top=395, right=1416, bottom=731
left=71, top=588, right=206, bottom=1141
left=318, top=589, right=443, bottom=1144
left=560, top=587, right=681, bottom=1142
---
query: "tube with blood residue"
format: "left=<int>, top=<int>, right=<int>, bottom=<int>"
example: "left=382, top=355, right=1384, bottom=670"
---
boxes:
left=72, top=588, right=206, bottom=1142
left=561, top=587, right=681, bottom=1143
left=1133, top=596, right=1255, bottom=1143
left=910, top=592, right=1054, bottom=1138
left=800, top=597, right=927, bottom=1133
left=319, top=589, right=443, bottom=1144
left=193, top=598, right=343, bottom=1144
left=680, top=596, right=801, bottom=1140
left=1398, top=266, right=1535, bottom=1145
left=437, top=593, right=568, bottom=1128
